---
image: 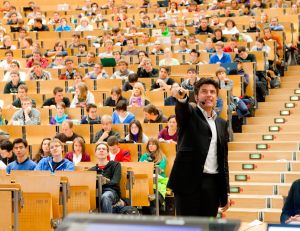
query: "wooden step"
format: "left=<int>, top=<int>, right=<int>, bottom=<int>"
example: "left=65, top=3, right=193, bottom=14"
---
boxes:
left=233, top=132, right=300, bottom=142
left=229, top=151, right=294, bottom=161
left=229, top=161, right=288, bottom=172
left=246, top=116, right=300, bottom=125
left=242, top=124, right=300, bottom=133
left=224, top=208, right=260, bottom=222
left=230, top=182, right=275, bottom=195
left=229, top=141, right=299, bottom=151
left=230, top=195, right=283, bottom=209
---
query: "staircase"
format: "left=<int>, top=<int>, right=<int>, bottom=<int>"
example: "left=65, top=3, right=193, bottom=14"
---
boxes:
left=224, top=66, right=300, bottom=223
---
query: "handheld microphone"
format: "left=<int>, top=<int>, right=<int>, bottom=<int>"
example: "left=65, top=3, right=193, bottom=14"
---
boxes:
left=178, top=89, right=184, bottom=96
left=201, top=101, right=206, bottom=105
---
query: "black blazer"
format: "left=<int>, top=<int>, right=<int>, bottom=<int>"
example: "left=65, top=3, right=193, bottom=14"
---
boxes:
left=168, top=99, right=229, bottom=206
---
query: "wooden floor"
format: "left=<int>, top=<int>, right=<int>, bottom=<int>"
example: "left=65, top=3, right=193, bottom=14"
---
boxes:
left=224, top=65, right=300, bottom=223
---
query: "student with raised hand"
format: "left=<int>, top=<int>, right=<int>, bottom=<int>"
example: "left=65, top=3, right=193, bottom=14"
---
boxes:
left=35, top=138, right=74, bottom=172
left=89, top=142, right=121, bottom=213
left=6, top=138, right=36, bottom=174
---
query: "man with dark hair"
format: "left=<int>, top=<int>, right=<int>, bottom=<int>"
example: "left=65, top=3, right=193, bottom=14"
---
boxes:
left=3, top=71, right=25, bottom=94
left=6, top=138, right=36, bottom=173
left=143, top=104, right=168, bottom=123
left=121, top=38, right=139, bottom=56
left=195, top=18, right=214, bottom=35
left=235, top=46, right=256, bottom=62
left=43, top=87, right=70, bottom=108
left=30, top=17, right=49, bottom=31
left=79, top=51, right=96, bottom=67
left=68, top=33, right=81, bottom=48
left=122, top=73, right=140, bottom=91
left=55, top=120, right=81, bottom=143
left=26, top=50, right=49, bottom=68
left=11, top=84, right=36, bottom=108
left=181, top=68, right=200, bottom=91
left=137, top=58, right=159, bottom=78
left=150, top=66, right=175, bottom=91
left=168, top=78, right=230, bottom=217
left=187, top=49, right=202, bottom=65
left=107, top=136, right=131, bottom=162
left=59, top=58, right=77, bottom=80
left=0, top=50, right=14, bottom=70
left=81, top=103, right=101, bottom=124
left=0, top=139, right=16, bottom=165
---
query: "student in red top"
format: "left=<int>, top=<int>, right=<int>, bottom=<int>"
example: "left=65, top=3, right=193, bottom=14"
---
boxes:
left=107, top=136, right=131, bottom=162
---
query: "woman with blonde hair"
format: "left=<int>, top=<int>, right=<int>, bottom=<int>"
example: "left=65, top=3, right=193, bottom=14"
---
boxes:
left=129, top=82, right=150, bottom=107
left=70, top=82, right=95, bottom=108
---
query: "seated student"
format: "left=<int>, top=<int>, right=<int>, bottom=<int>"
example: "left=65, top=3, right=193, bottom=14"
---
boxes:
left=0, top=139, right=16, bottom=166
left=6, top=138, right=36, bottom=174
left=55, top=120, right=81, bottom=143
left=2, top=61, right=27, bottom=82
left=74, top=43, right=88, bottom=57
left=59, top=58, right=77, bottom=80
left=112, top=100, right=135, bottom=125
left=111, top=60, right=134, bottom=80
left=81, top=103, right=101, bottom=124
left=159, top=48, right=180, bottom=66
left=28, top=61, right=51, bottom=80
left=209, top=41, right=232, bottom=64
left=84, top=63, right=109, bottom=80
left=129, top=82, right=149, bottom=107
left=158, top=115, right=178, bottom=143
left=150, top=66, right=175, bottom=91
left=65, top=137, right=91, bottom=165
left=143, top=104, right=168, bottom=123
left=164, top=83, right=180, bottom=106
left=235, top=46, right=256, bottom=62
left=3, top=71, right=25, bottom=94
left=78, top=51, right=96, bottom=67
left=67, top=73, right=83, bottom=93
left=93, top=115, right=120, bottom=143
left=11, top=84, right=36, bottom=108
left=70, top=82, right=95, bottom=108
left=181, top=68, right=200, bottom=91
left=137, top=58, right=159, bottom=78
left=43, top=86, right=71, bottom=109
left=47, top=54, right=65, bottom=69
left=104, top=86, right=128, bottom=107
left=89, top=142, right=121, bottom=213
left=9, top=96, right=40, bottom=125
left=33, top=138, right=51, bottom=163
left=44, top=41, right=68, bottom=58
left=35, top=138, right=75, bottom=172
left=49, top=102, right=71, bottom=125
left=139, top=137, right=168, bottom=214
left=107, top=136, right=131, bottom=162
left=125, top=120, right=149, bottom=143
left=281, top=179, right=300, bottom=224
left=122, top=73, right=144, bottom=92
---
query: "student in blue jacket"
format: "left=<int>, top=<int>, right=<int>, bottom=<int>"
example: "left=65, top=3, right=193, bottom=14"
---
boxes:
left=6, top=138, right=36, bottom=174
left=35, top=138, right=74, bottom=172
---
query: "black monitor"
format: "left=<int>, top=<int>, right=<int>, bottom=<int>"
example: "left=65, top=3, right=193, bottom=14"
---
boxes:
left=58, top=214, right=240, bottom=231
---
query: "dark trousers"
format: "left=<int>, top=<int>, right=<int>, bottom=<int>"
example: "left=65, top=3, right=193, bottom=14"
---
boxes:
left=174, top=173, right=220, bottom=217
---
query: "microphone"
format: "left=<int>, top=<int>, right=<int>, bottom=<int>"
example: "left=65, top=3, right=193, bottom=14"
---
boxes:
left=178, top=89, right=185, bottom=96
left=201, top=101, right=206, bottom=105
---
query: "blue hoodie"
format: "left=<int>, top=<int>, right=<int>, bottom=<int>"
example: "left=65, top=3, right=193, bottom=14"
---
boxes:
left=34, top=156, right=75, bottom=172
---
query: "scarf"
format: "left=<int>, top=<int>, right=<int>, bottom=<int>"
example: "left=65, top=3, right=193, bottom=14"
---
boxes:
left=55, top=114, right=68, bottom=124
left=130, top=96, right=143, bottom=106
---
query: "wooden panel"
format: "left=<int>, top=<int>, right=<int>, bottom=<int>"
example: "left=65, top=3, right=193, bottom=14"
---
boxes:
left=25, top=125, right=57, bottom=145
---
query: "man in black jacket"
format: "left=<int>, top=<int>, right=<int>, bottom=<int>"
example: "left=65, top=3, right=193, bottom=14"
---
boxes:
left=168, top=78, right=230, bottom=217
left=89, top=142, right=121, bottom=213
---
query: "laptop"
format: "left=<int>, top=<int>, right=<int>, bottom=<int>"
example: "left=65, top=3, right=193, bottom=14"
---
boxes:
left=220, top=63, right=238, bottom=75
left=100, top=58, right=116, bottom=67
left=58, top=214, right=240, bottom=231
left=268, top=224, right=300, bottom=231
